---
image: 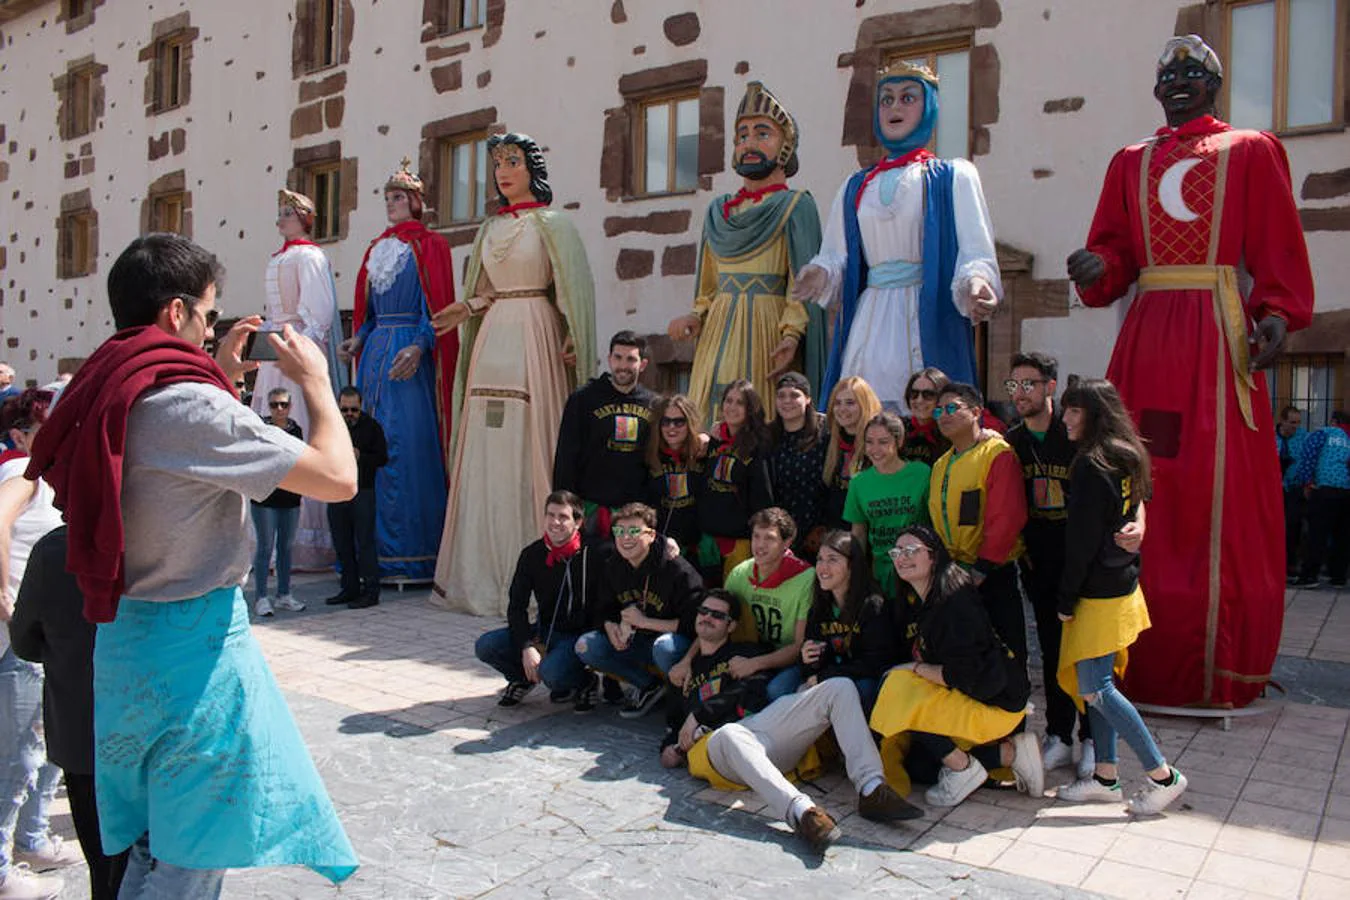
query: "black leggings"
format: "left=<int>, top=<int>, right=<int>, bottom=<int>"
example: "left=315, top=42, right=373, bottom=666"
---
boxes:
left=66, top=772, right=129, bottom=900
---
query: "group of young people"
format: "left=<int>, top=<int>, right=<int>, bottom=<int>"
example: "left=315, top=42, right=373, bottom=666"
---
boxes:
left=477, top=332, right=1189, bottom=849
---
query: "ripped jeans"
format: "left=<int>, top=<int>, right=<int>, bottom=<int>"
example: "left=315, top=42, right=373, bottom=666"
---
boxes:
left=1075, top=653, right=1165, bottom=772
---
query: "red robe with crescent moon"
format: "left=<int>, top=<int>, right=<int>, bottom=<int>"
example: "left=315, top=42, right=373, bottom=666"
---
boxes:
left=1078, top=115, right=1314, bottom=708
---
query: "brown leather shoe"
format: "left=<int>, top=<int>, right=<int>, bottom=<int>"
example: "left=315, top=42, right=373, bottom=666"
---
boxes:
left=794, top=806, right=841, bottom=849
left=857, top=783, right=924, bottom=822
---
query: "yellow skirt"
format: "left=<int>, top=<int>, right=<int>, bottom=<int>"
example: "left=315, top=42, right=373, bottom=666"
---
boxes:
left=1056, top=586, right=1151, bottom=712
left=686, top=733, right=825, bottom=793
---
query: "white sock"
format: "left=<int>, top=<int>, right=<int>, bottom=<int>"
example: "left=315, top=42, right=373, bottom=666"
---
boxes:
left=860, top=776, right=885, bottom=797
left=787, top=794, right=815, bottom=827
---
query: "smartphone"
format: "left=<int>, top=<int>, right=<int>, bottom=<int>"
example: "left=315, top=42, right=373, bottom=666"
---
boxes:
left=246, top=329, right=282, bottom=362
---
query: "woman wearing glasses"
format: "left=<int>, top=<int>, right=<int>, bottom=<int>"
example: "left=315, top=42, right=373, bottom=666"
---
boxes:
left=250, top=389, right=306, bottom=617
left=843, top=413, right=930, bottom=597
left=900, top=367, right=950, bottom=466
left=801, top=530, right=898, bottom=714
left=871, top=525, right=1042, bottom=808
left=645, top=395, right=712, bottom=575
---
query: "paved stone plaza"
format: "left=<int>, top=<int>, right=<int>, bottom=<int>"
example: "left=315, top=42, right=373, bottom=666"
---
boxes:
left=37, top=577, right=1350, bottom=899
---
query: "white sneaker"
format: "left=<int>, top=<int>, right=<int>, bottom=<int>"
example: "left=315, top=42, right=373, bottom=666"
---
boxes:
left=255, top=596, right=274, bottom=617
left=1041, top=734, right=1073, bottom=771
left=1128, top=768, right=1188, bottom=815
left=1009, top=732, right=1045, bottom=797
left=1076, top=738, right=1097, bottom=780
left=14, top=835, right=82, bottom=870
left=925, top=758, right=988, bottom=807
left=0, top=864, right=62, bottom=899
left=272, top=593, right=306, bottom=612
left=1057, top=776, right=1123, bottom=803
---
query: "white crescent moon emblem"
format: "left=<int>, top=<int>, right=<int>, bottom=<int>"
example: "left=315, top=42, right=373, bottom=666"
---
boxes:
left=1159, top=158, right=1202, bottom=222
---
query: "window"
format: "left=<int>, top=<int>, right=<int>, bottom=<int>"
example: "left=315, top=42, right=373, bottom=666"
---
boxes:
left=66, top=67, right=95, bottom=138
left=307, top=164, right=341, bottom=241
left=154, top=37, right=187, bottom=111
left=58, top=210, right=95, bottom=278
left=884, top=40, right=972, bottom=159
left=1227, top=0, right=1346, bottom=131
left=639, top=94, right=699, bottom=195
left=1266, top=353, right=1344, bottom=429
left=309, top=0, right=342, bottom=72
left=151, top=192, right=185, bottom=234
left=437, top=0, right=484, bottom=34
left=438, top=135, right=489, bottom=223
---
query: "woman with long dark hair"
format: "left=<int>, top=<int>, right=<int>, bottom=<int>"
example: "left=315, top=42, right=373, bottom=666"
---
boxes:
left=844, top=412, right=930, bottom=596
left=768, top=372, right=829, bottom=558
left=645, top=394, right=711, bottom=568
left=698, top=380, right=773, bottom=582
left=900, top=367, right=951, bottom=465
left=870, top=525, right=1042, bottom=808
left=821, top=376, right=881, bottom=529
left=801, top=530, right=898, bottom=713
left=1054, top=378, right=1186, bottom=814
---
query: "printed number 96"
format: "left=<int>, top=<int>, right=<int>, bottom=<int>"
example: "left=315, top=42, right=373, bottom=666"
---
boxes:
left=752, top=605, right=783, bottom=643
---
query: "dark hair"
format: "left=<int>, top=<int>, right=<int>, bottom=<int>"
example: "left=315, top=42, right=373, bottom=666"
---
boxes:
left=720, top=379, right=771, bottom=457
left=701, top=587, right=742, bottom=622
left=1332, top=410, right=1349, bottom=426
left=646, top=394, right=704, bottom=474
left=1060, top=377, right=1153, bottom=500
left=904, top=367, right=950, bottom=405
left=613, top=501, right=657, bottom=529
left=858, top=412, right=906, bottom=470
left=0, top=389, right=55, bottom=433
left=339, top=386, right=363, bottom=401
left=893, top=525, right=972, bottom=604
left=811, top=529, right=879, bottom=626
left=545, top=489, right=585, bottom=521
left=1009, top=351, right=1058, bottom=381
left=107, top=234, right=225, bottom=330
left=769, top=373, right=825, bottom=452
left=487, top=132, right=553, bottom=205
left=1279, top=405, right=1301, bottom=420
left=749, top=506, right=797, bottom=543
left=936, top=382, right=984, bottom=411
left=609, top=330, right=647, bottom=358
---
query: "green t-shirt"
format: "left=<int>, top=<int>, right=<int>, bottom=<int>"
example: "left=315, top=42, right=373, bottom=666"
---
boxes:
left=724, top=558, right=815, bottom=650
left=843, top=462, right=932, bottom=588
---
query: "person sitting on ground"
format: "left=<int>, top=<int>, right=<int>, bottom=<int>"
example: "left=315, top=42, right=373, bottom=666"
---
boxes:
left=575, top=503, right=702, bottom=719
left=663, top=589, right=921, bottom=851
left=801, top=529, right=898, bottom=714
left=871, top=525, right=1043, bottom=809
left=474, top=490, right=605, bottom=712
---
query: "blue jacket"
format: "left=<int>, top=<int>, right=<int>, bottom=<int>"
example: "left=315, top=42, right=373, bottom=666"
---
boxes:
left=1276, top=428, right=1307, bottom=490
left=1289, top=427, right=1350, bottom=490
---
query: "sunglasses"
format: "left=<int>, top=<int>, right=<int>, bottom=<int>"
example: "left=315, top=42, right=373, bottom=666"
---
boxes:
left=907, top=388, right=938, bottom=401
left=269, top=401, right=291, bottom=409
left=887, top=545, right=927, bottom=560
left=611, top=525, right=650, bottom=539
left=933, top=402, right=969, bottom=418
left=203, top=308, right=221, bottom=328
left=339, top=406, right=361, bottom=414
left=1004, top=378, right=1047, bottom=395
left=696, top=606, right=732, bottom=622
left=660, top=416, right=688, bottom=428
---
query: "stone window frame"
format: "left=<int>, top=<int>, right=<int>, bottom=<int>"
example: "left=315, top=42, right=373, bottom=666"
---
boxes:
left=138, top=15, right=200, bottom=116
left=293, top=0, right=355, bottom=78
left=420, top=0, right=504, bottom=46
left=287, top=142, right=358, bottom=243
left=141, top=170, right=192, bottom=237
left=54, top=56, right=107, bottom=141
left=418, top=106, right=502, bottom=246
left=879, top=34, right=975, bottom=159
left=59, top=0, right=102, bottom=34
left=428, top=0, right=487, bottom=37
left=634, top=90, right=702, bottom=197
left=56, top=190, right=97, bottom=280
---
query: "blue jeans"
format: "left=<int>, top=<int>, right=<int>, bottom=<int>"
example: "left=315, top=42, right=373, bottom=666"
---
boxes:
left=0, top=649, right=61, bottom=880
left=251, top=504, right=299, bottom=598
left=475, top=627, right=585, bottom=691
left=1076, top=653, right=1165, bottom=771
left=651, top=633, right=691, bottom=674
left=117, top=833, right=224, bottom=900
left=767, top=665, right=805, bottom=701
left=575, top=630, right=662, bottom=690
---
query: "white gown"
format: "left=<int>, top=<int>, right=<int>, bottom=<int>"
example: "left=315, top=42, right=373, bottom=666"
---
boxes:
left=809, top=159, right=1001, bottom=411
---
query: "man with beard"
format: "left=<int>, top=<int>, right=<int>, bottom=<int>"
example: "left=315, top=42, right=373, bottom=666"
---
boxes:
left=668, top=82, right=823, bottom=424
left=552, top=331, right=655, bottom=538
left=1067, top=35, right=1313, bottom=709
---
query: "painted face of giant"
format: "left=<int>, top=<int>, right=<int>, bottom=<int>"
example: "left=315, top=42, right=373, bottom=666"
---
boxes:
left=492, top=144, right=533, bottom=206
left=1154, top=57, right=1216, bottom=123
left=733, top=115, right=784, bottom=179
left=877, top=80, right=926, bottom=145
left=385, top=190, right=412, bottom=224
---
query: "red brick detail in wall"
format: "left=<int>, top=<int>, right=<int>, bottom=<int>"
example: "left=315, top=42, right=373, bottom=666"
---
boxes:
left=427, top=42, right=472, bottom=61
left=661, top=243, right=697, bottom=276
left=611, top=1, right=627, bottom=24
left=698, top=86, right=725, bottom=177
left=299, top=71, right=347, bottom=103
left=616, top=248, right=654, bottom=280
left=477, top=70, right=491, bottom=89
left=603, top=210, right=692, bottom=238
left=1043, top=97, right=1085, bottom=114
left=148, top=133, right=170, bottom=161
left=1303, top=169, right=1350, bottom=201
left=618, top=60, right=707, bottom=99
left=291, top=103, right=325, bottom=140
left=1299, top=206, right=1350, bottom=232
left=663, top=13, right=700, bottom=47
left=431, top=62, right=463, bottom=94
left=483, top=0, right=505, bottom=48
left=324, top=97, right=345, bottom=129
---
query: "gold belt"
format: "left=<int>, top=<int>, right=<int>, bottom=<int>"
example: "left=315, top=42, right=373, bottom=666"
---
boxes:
left=492, top=288, right=549, bottom=299
left=1137, top=265, right=1256, bottom=430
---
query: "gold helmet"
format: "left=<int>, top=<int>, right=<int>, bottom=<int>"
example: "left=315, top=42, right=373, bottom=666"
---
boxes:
left=384, top=156, right=424, bottom=195
left=735, top=81, right=800, bottom=176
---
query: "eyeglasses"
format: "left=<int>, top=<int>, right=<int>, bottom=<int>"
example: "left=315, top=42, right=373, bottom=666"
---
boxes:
left=660, top=416, right=688, bottom=428
left=907, top=388, right=938, bottom=401
left=611, top=525, right=651, bottom=539
left=339, top=406, right=361, bottom=415
left=1004, top=378, right=1047, bottom=395
left=887, top=545, right=927, bottom=560
left=269, top=401, right=291, bottom=409
left=933, top=402, right=969, bottom=418
left=696, top=606, right=732, bottom=622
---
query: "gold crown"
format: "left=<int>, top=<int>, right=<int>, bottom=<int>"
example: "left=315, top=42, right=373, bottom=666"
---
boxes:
left=736, top=81, right=799, bottom=167
left=277, top=188, right=316, bottom=217
left=877, top=59, right=939, bottom=86
left=384, top=156, right=424, bottom=195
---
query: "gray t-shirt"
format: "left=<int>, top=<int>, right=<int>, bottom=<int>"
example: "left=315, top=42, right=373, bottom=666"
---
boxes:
left=121, top=382, right=306, bottom=601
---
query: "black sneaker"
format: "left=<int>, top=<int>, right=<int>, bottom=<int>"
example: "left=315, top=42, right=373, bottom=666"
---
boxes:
left=618, top=682, right=664, bottom=719
left=498, top=681, right=535, bottom=707
left=601, top=675, right=625, bottom=705
left=574, top=676, right=600, bottom=713
left=325, top=592, right=356, bottom=606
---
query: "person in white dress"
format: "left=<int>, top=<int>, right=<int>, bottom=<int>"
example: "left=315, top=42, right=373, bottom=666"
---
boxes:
left=795, top=60, right=1001, bottom=411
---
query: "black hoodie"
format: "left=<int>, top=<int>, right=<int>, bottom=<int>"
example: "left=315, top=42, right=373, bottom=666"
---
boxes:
left=598, top=543, right=704, bottom=638
left=553, top=374, right=655, bottom=508
left=909, top=584, right=1030, bottom=712
left=506, top=538, right=607, bottom=651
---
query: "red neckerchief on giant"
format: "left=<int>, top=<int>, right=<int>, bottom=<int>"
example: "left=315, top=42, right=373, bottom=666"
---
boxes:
left=544, top=529, right=582, bottom=568
left=855, top=148, right=936, bottom=210
left=497, top=200, right=549, bottom=218
left=1153, top=114, right=1229, bottom=154
left=722, top=183, right=789, bottom=221
left=272, top=238, right=319, bottom=257
left=750, top=550, right=811, bottom=589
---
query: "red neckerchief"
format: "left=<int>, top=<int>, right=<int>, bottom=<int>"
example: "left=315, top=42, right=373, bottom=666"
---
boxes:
left=0, top=448, right=27, bottom=467
left=751, top=551, right=811, bottom=590
left=909, top=416, right=938, bottom=442
left=544, top=529, right=582, bottom=568
left=1153, top=114, right=1230, bottom=153
left=855, top=148, right=936, bottom=210
left=497, top=200, right=549, bottom=218
left=722, top=183, right=789, bottom=221
left=659, top=445, right=685, bottom=467
left=272, top=238, right=319, bottom=257
left=837, top=431, right=856, bottom=477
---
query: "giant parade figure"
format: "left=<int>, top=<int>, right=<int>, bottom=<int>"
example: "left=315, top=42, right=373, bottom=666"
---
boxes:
left=667, top=82, right=823, bottom=423
left=795, top=60, right=1000, bottom=411
left=1068, top=35, right=1314, bottom=708
left=343, top=158, right=457, bottom=583
left=431, top=133, right=596, bottom=616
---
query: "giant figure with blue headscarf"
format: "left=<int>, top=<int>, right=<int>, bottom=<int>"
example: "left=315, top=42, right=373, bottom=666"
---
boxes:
left=795, top=61, right=1000, bottom=411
